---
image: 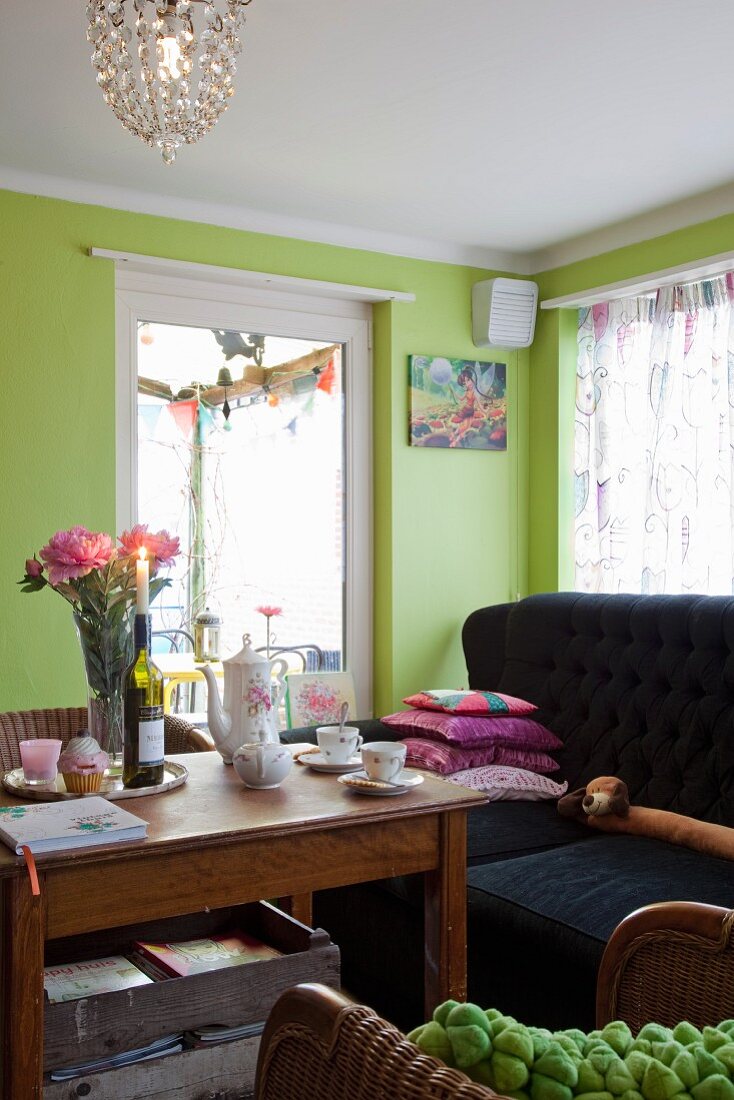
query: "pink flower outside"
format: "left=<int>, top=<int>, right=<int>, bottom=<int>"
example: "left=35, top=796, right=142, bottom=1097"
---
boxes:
left=256, top=605, right=282, bottom=618
left=25, top=558, right=43, bottom=578
left=119, top=524, right=180, bottom=567
left=39, top=527, right=114, bottom=587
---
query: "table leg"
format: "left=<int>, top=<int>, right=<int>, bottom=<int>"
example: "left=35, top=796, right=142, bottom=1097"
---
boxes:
left=2, top=873, right=46, bottom=1098
left=278, top=893, right=313, bottom=928
left=424, top=809, right=468, bottom=1017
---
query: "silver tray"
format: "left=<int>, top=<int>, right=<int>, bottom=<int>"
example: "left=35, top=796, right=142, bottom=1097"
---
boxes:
left=1, top=759, right=188, bottom=801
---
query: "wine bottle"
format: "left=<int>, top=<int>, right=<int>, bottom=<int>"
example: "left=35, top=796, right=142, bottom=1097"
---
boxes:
left=123, top=614, right=165, bottom=789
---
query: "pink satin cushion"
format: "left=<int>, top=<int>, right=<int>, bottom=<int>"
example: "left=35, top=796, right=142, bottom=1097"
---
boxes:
left=403, top=689, right=537, bottom=716
left=401, top=738, right=560, bottom=776
left=381, top=708, right=562, bottom=750
left=446, top=764, right=568, bottom=800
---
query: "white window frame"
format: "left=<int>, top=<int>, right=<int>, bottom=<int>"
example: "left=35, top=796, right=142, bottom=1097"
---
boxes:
left=114, top=267, right=373, bottom=718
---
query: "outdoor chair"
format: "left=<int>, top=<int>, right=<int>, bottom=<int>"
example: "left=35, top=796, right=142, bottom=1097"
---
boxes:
left=255, top=643, right=325, bottom=672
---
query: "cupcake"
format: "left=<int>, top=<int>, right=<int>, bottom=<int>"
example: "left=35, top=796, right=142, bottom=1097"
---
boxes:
left=58, top=732, right=109, bottom=794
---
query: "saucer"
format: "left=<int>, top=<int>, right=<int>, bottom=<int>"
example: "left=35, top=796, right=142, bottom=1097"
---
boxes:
left=300, top=751, right=363, bottom=774
left=337, top=769, right=425, bottom=796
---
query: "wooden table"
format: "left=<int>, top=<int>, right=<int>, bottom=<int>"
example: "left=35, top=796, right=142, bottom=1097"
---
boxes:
left=0, top=750, right=486, bottom=1098
left=152, top=652, right=224, bottom=713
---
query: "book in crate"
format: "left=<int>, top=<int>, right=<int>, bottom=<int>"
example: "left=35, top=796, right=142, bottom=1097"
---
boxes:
left=44, top=956, right=153, bottom=1004
left=132, top=930, right=282, bottom=979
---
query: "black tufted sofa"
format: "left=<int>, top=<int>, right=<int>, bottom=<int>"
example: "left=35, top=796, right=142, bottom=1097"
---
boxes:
left=294, top=593, right=734, bottom=1033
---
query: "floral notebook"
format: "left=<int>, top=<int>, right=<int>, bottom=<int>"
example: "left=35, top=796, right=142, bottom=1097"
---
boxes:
left=0, top=796, right=148, bottom=855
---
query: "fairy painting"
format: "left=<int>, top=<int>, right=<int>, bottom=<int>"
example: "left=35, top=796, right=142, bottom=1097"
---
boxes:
left=409, top=356, right=507, bottom=450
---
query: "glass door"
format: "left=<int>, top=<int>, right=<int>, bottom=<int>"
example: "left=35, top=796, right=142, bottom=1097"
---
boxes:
left=136, top=322, right=347, bottom=674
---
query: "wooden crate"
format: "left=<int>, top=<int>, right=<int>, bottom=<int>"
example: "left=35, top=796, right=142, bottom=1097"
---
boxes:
left=44, top=1035, right=259, bottom=1100
left=42, top=901, right=340, bottom=1096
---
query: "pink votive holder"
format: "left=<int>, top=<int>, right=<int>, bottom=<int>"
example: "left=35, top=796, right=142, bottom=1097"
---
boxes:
left=19, top=739, right=62, bottom=785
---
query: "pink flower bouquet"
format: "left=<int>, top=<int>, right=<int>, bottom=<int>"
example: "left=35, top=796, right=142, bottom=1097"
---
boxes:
left=19, top=524, right=180, bottom=757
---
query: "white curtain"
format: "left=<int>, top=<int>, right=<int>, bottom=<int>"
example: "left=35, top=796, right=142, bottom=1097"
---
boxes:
left=574, top=275, right=734, bottom=594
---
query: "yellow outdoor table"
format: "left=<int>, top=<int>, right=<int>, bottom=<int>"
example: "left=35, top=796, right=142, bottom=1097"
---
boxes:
left=153, top=651, right=224, bottom=713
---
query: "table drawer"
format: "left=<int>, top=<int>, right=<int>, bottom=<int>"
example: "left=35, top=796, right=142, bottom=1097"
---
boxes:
left=43, top=901, right=340, bottom=1074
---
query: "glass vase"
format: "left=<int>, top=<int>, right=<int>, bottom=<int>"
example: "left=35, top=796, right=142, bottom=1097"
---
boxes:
left=73, top=608, right=134, bottom=769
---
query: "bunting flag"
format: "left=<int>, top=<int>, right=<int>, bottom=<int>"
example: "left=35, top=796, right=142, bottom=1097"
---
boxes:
left=138, top=404, right=164, bottom=441
left=197, top=403, right=216, bottom=437
left=316, top=357, right=336, bottom=395
left=285, top=417, right=297, bottom=435
left=166, top=399, right=198, bottom=441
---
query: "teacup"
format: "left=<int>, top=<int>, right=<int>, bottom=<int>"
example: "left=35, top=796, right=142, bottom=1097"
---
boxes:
left=361, top=741, right=406, bottom=784
left=317, top=725, right=363, bottom=764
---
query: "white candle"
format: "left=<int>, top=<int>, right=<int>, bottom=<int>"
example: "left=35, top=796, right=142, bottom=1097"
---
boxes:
left=136, top=547, right=149, bottom=614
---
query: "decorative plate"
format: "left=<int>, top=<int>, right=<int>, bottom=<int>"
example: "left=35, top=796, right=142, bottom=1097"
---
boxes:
left=2, top=760, right=189, bottom=802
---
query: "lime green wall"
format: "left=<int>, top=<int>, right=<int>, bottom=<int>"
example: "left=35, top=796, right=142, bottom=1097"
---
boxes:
left=528, top=212, right=734, bottom=594
left=0, top=188, right=528, bottom=716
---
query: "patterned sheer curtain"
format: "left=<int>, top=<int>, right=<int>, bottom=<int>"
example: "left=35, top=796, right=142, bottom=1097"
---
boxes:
left=574, top=275, right=734, bottom=594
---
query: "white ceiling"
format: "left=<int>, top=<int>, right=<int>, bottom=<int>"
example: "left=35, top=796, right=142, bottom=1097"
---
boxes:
left=2, top=0, right=734, bottom=270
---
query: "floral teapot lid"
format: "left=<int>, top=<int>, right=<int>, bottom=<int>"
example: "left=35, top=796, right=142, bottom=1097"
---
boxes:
left=222, top=633, right=270, bottom=669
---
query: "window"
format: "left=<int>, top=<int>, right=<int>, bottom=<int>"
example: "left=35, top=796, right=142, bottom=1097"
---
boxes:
left=574, top=275, right=734, bottom=595
left=116, top=268, right=372, bottom=716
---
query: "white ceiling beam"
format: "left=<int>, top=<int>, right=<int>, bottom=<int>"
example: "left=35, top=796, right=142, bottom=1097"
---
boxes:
left=89, top=247, right=417, bottom=304
left=540, top=249, right=734, bottom=310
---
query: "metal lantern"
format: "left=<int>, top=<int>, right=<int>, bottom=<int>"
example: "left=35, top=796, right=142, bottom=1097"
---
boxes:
left=193, top=608, right=222, bottom=663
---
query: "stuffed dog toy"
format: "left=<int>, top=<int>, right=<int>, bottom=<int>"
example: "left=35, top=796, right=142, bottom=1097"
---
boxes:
left=558, top=775, right=630, bottom=819
left=558, top=775, right=734, bottom=861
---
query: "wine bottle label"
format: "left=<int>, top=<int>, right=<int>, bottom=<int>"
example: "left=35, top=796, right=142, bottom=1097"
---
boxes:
left=138, top=705, right=165, bottom=766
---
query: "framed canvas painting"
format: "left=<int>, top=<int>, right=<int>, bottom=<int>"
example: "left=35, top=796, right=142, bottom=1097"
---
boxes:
left=286, top=671, right=358, bottom=727
left=409, top=355, right=507, bottom=449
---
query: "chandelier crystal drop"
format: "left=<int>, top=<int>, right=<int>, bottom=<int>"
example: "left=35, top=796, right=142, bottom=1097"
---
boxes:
left=87, top=0, right=251, bottom=164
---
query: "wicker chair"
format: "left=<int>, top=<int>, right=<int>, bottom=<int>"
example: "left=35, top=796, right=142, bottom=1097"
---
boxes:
left=255, top=984, right=494, bottom=1100
left=596, top=901, right=734, bottom=1031
left=0, top=707, right=213, bottom=772
left=258, top=905, right=734, bottom=1100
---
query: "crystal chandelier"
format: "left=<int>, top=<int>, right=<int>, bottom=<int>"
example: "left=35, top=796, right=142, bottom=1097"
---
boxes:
left=87, top=0, right=251, bottom=164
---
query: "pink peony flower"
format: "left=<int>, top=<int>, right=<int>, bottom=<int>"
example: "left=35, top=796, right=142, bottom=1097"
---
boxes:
left=119, top=524, right=180, bottom=567
left=25, top=558, right=43, bottom=578
left=39, top=527, right=114, bottom=587
left=256, top=605, right=282, bottom=618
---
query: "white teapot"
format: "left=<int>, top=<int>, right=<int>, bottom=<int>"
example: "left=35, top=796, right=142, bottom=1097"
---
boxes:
left=233, top=729, right=293, bottom=789
left=201, top=633, right=288, bottom=764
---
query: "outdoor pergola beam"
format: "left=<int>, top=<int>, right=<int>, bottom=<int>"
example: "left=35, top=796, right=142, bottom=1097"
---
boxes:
left=138, top=377, right=174, bottom=401
left=137, top=343, right=339, bottom=406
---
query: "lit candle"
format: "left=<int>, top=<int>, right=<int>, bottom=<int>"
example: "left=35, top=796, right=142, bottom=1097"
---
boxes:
left=136, top=547, right=149, bottom=614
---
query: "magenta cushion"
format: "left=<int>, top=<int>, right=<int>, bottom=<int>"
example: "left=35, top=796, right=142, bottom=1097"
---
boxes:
left=401, top=737, right=560, bottom=776
left=381, top=709, right=562, bottom=750
left=446, top=765, right=568, bottom=800
left=403, top=689, right=537, bottom=716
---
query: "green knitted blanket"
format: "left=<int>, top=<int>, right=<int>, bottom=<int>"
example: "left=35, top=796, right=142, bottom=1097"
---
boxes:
left=408, top=1004, right=734, bottom=1100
